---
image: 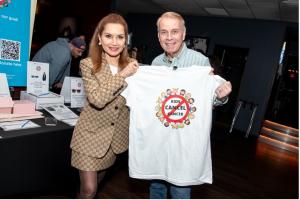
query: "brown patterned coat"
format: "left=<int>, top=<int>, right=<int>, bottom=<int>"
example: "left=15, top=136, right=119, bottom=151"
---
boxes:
left=70, top=57, right=129, bottom=158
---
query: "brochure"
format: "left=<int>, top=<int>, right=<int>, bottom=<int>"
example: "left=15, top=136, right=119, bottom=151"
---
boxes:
left=0, top=120, right=40, bottom=131
left=27, top=61, right=49, bottom=96
left=40, top=104, right=78, bottom=121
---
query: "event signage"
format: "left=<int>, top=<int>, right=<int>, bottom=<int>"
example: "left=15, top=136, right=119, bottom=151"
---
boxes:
left=60, top=76, right=86, bottom=108
left=0, top=0, right=31, bottom=86
left=70, top=78, right=86, bottom=108
left=26, top=61, right=49, bottom=96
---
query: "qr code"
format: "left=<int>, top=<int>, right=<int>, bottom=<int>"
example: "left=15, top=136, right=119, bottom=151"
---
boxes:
left=0, top=39, right=21, bottom=61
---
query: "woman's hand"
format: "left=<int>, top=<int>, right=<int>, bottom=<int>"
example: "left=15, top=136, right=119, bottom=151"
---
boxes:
left=118, top=60, right=139, bottom=78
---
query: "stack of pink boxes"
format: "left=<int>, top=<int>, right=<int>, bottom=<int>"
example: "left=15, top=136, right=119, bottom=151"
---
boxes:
left=0, top=97, right=35, bottom=114
left=0, top=97, right=14, bottom=114
left=13, top=100, right=36, bottom=114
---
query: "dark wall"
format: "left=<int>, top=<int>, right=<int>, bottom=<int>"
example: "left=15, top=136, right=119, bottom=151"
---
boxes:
left=126, top=13, right=297, bottom=136
left=32, top=0, right=112, bottom=56
left=126, top=14, right=161, bottom=64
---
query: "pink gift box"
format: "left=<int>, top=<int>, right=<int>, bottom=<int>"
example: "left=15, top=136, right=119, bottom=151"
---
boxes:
left=13, top=100, right=35, bottom=114
left=0, top=97, right=14, bottom=114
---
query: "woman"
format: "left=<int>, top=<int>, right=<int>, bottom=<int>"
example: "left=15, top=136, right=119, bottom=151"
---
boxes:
left=70, top=13, right=139, bottom=198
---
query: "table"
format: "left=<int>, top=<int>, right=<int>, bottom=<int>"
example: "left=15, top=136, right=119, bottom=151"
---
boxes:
left=0, top=117, right=78, bottom=197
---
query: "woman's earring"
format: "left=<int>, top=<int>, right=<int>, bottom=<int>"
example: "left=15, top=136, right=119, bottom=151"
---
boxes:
left=98, top=42, right=101, bottom=46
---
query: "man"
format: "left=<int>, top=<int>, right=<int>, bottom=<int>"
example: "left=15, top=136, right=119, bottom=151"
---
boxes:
left=150, top=12, right=232, bottom=199
left=32, top=36, right=86, bottom=93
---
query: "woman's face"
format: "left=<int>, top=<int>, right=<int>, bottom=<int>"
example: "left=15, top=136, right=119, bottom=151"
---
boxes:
left=99, top=23, right=126, bottom=58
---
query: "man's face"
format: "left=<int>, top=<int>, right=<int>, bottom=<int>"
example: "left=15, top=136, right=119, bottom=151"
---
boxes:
left=158, top=17, right=186, bottom=58
left=71, top=46, right=85, bottom=58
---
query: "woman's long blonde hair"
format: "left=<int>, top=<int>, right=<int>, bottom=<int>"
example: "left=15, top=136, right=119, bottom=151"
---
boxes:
left=89, top=13, right=130, bottom=73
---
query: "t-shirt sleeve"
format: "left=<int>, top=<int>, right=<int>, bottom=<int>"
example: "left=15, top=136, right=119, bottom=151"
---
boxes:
left=213, top=75, right=226, bottom=89
left=211, top=75, right=228, bottom=106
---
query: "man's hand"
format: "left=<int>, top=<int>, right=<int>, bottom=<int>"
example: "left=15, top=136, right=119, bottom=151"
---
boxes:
left=215, top=81, right=232, bottom=100
left=53, top=82, right=63, bottom=89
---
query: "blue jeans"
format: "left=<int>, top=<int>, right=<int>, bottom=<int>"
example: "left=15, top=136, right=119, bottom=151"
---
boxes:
left=149, top=181, right=191, bottom=199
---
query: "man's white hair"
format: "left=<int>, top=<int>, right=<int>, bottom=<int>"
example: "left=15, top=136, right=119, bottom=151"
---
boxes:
left=156, top=11, right=186, bottom=31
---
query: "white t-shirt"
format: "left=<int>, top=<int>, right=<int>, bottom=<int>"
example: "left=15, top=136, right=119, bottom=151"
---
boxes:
left=122, top=65, right=226, bottom=186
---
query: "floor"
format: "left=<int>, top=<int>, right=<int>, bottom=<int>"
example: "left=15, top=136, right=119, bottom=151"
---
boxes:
left=97, top=127, right=298, bottom=199
left=10, top=124, right=299, bottom=199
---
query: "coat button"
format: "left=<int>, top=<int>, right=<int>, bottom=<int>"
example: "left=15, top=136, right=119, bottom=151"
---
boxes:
left=111, top=122, right=115, bottom=126
left=115, top=106, right=118, bottom=110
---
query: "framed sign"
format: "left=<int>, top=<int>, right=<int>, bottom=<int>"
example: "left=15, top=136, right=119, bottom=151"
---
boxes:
left=185, top=36, right=209, bottom=56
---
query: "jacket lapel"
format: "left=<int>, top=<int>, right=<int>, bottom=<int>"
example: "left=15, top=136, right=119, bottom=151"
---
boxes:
left=95, top=54, right=113, bottom=81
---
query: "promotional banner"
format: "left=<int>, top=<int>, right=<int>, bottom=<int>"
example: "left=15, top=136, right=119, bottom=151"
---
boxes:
left=0, top=0, right=31, bottom=86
